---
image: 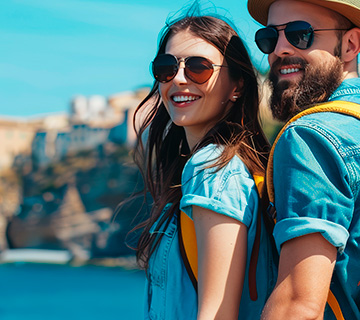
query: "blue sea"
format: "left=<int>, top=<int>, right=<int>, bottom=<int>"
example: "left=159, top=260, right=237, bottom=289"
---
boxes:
left=0, top=263, right=146, bottom=320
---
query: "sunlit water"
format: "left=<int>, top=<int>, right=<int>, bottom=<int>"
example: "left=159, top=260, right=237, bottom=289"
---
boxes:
left=0, top=263, right=145, bottom=320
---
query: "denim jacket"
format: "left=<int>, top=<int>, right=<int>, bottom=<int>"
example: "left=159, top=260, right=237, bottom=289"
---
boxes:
left=273, top=78, right=360, bottom=319
left=145, top=144, right=277, bottom=319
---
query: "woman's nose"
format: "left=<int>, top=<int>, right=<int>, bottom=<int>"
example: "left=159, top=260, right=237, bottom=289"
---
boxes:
left=172, top=60, right=188, bottom=84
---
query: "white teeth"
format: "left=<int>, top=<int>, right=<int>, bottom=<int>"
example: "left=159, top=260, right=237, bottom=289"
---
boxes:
left=280, top=68, right=300, bottom=75
left=172, top=95, right=200, bottom=103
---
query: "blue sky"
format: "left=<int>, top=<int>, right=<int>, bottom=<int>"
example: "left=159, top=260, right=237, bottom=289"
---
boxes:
left=0, top=0, right=268, bottom=117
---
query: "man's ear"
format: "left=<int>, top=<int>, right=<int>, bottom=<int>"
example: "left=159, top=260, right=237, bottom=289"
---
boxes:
left=341, top=27, right=360, bottom=62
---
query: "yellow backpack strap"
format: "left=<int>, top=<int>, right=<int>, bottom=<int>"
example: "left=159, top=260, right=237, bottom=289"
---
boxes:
left=327, top=290, right=345, bottom=320
left=179, top=210, right=198, bottom=290
left=179, top=173, right=264, bottom=297
left=248, top=174, right=264, bottom=301
left=266, top=100, right=360, bottom=319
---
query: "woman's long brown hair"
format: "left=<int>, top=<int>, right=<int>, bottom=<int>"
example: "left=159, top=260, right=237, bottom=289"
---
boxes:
left=131, top=15, right=270, bottom=269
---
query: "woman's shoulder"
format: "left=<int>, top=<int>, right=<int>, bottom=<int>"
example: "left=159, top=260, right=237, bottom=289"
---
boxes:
left=180, top=144, right=259, bottom=224
left=185, top=144, right=248, bottom=173
left=186, top=144, right=222, bottom=167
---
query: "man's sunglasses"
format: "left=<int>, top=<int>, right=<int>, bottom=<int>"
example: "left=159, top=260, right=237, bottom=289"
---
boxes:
left=151, top=54, right=227, bottom=84
left=255, top=20, right=349, bottom=54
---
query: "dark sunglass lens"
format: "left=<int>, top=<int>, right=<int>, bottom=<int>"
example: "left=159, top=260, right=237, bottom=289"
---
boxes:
left=152, top=54, right=178, bottom=82
left=185, top=57, right=213, bottom=84
left=255, top=27, right=278, bottom=54
left=285, top=21, right=313, bottom=49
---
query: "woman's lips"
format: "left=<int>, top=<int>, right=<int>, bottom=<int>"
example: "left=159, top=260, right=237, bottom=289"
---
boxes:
left=170, top=93, right=201, bottom=106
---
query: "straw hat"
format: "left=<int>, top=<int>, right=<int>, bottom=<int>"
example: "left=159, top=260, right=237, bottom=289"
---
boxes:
left=248, top=0, right=360, bottom=27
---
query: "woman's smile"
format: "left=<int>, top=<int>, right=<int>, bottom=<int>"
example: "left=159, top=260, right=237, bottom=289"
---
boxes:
left=171, top=92, right=201, bottom=107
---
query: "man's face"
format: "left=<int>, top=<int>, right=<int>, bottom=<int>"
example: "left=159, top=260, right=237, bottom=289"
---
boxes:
left=266, top=0, right=345, bottom=121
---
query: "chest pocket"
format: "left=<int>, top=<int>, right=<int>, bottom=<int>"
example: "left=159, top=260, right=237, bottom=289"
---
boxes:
left=147, top=214, right=178, bottom=320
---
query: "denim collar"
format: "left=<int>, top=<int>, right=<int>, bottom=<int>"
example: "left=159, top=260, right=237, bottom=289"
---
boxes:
left=329, top=78, right=360, bottom=103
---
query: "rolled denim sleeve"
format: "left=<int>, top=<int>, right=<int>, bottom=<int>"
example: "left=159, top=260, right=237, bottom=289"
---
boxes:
left=273, top=123, right=353, bottom=252
left=180, top=145, right=258, bottom=228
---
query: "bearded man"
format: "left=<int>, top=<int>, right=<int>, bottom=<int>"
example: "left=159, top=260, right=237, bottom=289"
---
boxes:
left=247, top=0, right=360, bottom=319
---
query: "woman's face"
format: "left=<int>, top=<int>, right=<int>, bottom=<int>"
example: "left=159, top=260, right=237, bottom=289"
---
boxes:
left=159, top=30, right=239, bottom=148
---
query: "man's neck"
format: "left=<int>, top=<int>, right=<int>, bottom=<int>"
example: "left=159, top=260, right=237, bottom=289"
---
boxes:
left=343, top=70, right=359, bottom=79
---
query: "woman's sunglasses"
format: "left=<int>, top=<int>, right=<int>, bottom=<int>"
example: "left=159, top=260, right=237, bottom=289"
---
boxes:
left=151, top=54, right=226, bottom=84
left=255, top=20, right=349, bottom=54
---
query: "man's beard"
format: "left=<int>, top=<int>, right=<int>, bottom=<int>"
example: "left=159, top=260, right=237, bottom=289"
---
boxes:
left=268, top=56, right=344, bottom=122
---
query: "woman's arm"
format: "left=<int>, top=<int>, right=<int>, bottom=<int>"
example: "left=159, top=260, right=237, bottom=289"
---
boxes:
left=193, top=205, right=248, bottom=320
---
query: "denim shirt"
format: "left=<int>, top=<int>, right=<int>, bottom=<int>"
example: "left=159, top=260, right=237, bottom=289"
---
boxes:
left=145, top=144, right=277, bottom=319
left=273, top=78, right=360, bottom=319
left=145, top=208, right=197, bottom=320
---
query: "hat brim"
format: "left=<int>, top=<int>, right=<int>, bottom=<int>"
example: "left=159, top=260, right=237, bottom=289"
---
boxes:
left=248, top=0, right=360, bottom=27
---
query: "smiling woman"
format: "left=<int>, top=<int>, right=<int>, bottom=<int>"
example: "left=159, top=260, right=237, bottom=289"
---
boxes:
left=158, top=31, right=238, bottom=147
left=126, top=4, right=277, bottom=319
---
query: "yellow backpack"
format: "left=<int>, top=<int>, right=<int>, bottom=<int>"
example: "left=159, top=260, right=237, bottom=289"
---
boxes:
left=179, top=174, right=265, bottom=301
left=267, top=100, right=360, bottom=320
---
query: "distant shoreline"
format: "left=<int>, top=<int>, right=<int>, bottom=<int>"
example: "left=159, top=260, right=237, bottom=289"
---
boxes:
left=0, top=248, right=139, bottom=270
